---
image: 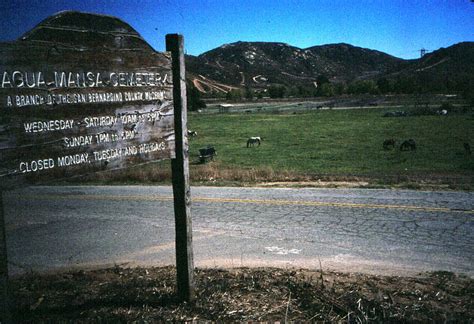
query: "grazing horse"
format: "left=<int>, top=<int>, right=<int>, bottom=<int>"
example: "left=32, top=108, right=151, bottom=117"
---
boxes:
left=400, top=139, right=416, bottom=151
left=437, top=109, right=448, bottom=115
left=247, top=136, right=261, bottom=147
left=383, top=138, right=396, bottom=150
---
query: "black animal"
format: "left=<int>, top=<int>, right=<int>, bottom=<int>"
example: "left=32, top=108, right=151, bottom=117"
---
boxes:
left=400, top=139, right=416, bottom=151
left=199, top=146, right=216, bottom=163
left=464, top=142, right=471, bottom=155
left=383, top=138, right=396, bottom=150
left=187, top=130, right=198, bottom=137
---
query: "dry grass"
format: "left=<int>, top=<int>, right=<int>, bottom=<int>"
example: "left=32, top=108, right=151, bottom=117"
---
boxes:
left=65, top=160, right=473, bottom=190
left=10, top=266, right=474, bottom=322
left=191, top=163, right=292, bottom=183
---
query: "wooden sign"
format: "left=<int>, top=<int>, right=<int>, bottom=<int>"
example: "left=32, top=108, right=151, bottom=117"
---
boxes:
left=0, top=11, right=175, bottom=189
left=0, top=12, right=195, bottom=321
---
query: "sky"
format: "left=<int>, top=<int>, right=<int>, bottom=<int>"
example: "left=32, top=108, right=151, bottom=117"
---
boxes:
left=0, top=0, right=473, bottom=59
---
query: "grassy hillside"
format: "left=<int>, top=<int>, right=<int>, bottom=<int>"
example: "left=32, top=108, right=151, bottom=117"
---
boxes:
left=187, top=108, right=473, bottom=186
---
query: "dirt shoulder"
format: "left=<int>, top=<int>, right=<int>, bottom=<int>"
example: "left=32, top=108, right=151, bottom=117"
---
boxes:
left=188, top=166, right=474, bottom=191
left=252, top=179, right=470, bottom=191
left=196, top=176, right=473, bottom=191
left=10, top=266, right=473, bottom=322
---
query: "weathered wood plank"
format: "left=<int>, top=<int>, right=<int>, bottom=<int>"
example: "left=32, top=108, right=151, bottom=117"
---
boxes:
left=0, top=192, right=12, bottom=323
left=167, top=34, right=195, bottom=302
left=0, top=12, right=175, bottom=189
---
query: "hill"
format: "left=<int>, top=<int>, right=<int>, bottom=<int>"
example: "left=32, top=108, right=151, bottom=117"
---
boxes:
left=384, top=41, right=474, bottom=94
left=186, top=41, right=404, bottom=89
left=19, top=11, right=153, bottom=51
left=185, top=41, right=474, bottom=95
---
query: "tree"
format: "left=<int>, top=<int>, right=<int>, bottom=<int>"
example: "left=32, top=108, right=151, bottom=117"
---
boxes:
left=394, top=76, right=416, bottom=94
left=187, top=83, right=206, bottom=111
left=377, top=77, right=393, bottom=94
left=347, top=80, right=379, bottom=95
left=319, top=83, right=335, bottom=97
left=333, top=82, right=346, bottom=96
left=288, top=86, right=300, bottom=98
left=244, top=86, right=254, bottom=100
left=268, top=85, right=286, bottom=98
left=297, top=85, right=314, bottom=97
left=316, top=75, right=329, bottom=87
left=226, top=89, right=242, bottom=101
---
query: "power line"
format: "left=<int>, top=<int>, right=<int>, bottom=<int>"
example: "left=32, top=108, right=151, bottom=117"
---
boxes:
left=419, top=48, right=430, bottom=57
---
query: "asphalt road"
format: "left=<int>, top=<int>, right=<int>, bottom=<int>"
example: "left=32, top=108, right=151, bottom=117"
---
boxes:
left=3, top=186, right=473, bottom=277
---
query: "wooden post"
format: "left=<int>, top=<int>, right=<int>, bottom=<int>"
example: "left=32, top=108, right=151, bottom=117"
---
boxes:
left=0, top=191, right=12, bottom=323
left=166, top=34, right=195, bottom=302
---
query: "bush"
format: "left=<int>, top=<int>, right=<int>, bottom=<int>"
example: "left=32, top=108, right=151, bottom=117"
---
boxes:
left=187, top=83, right=206, bottom=111
left=268, top=85, right=286, bottom=98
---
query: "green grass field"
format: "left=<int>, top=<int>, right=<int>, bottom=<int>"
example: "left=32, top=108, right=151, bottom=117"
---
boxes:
left=187, top=108, right=473, bottom=185
left=86, top=106, right=472, bottom=188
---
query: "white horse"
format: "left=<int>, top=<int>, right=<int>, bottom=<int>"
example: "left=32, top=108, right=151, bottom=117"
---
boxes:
left=247, top=136, right=261, bottom=147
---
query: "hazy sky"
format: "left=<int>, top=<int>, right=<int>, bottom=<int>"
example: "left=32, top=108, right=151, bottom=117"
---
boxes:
left=1, top=0, right=473, bottom=59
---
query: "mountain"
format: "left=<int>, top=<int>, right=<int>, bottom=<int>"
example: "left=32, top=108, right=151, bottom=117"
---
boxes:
left=185, top=41, right=405, bottom=91
left=304, top=43, right=407, bottom=81
left=396, top=42, right=474, bottom=76
left=384, top=42, right=474, bottom=93
left=185, top=41, right=474, bottom=94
